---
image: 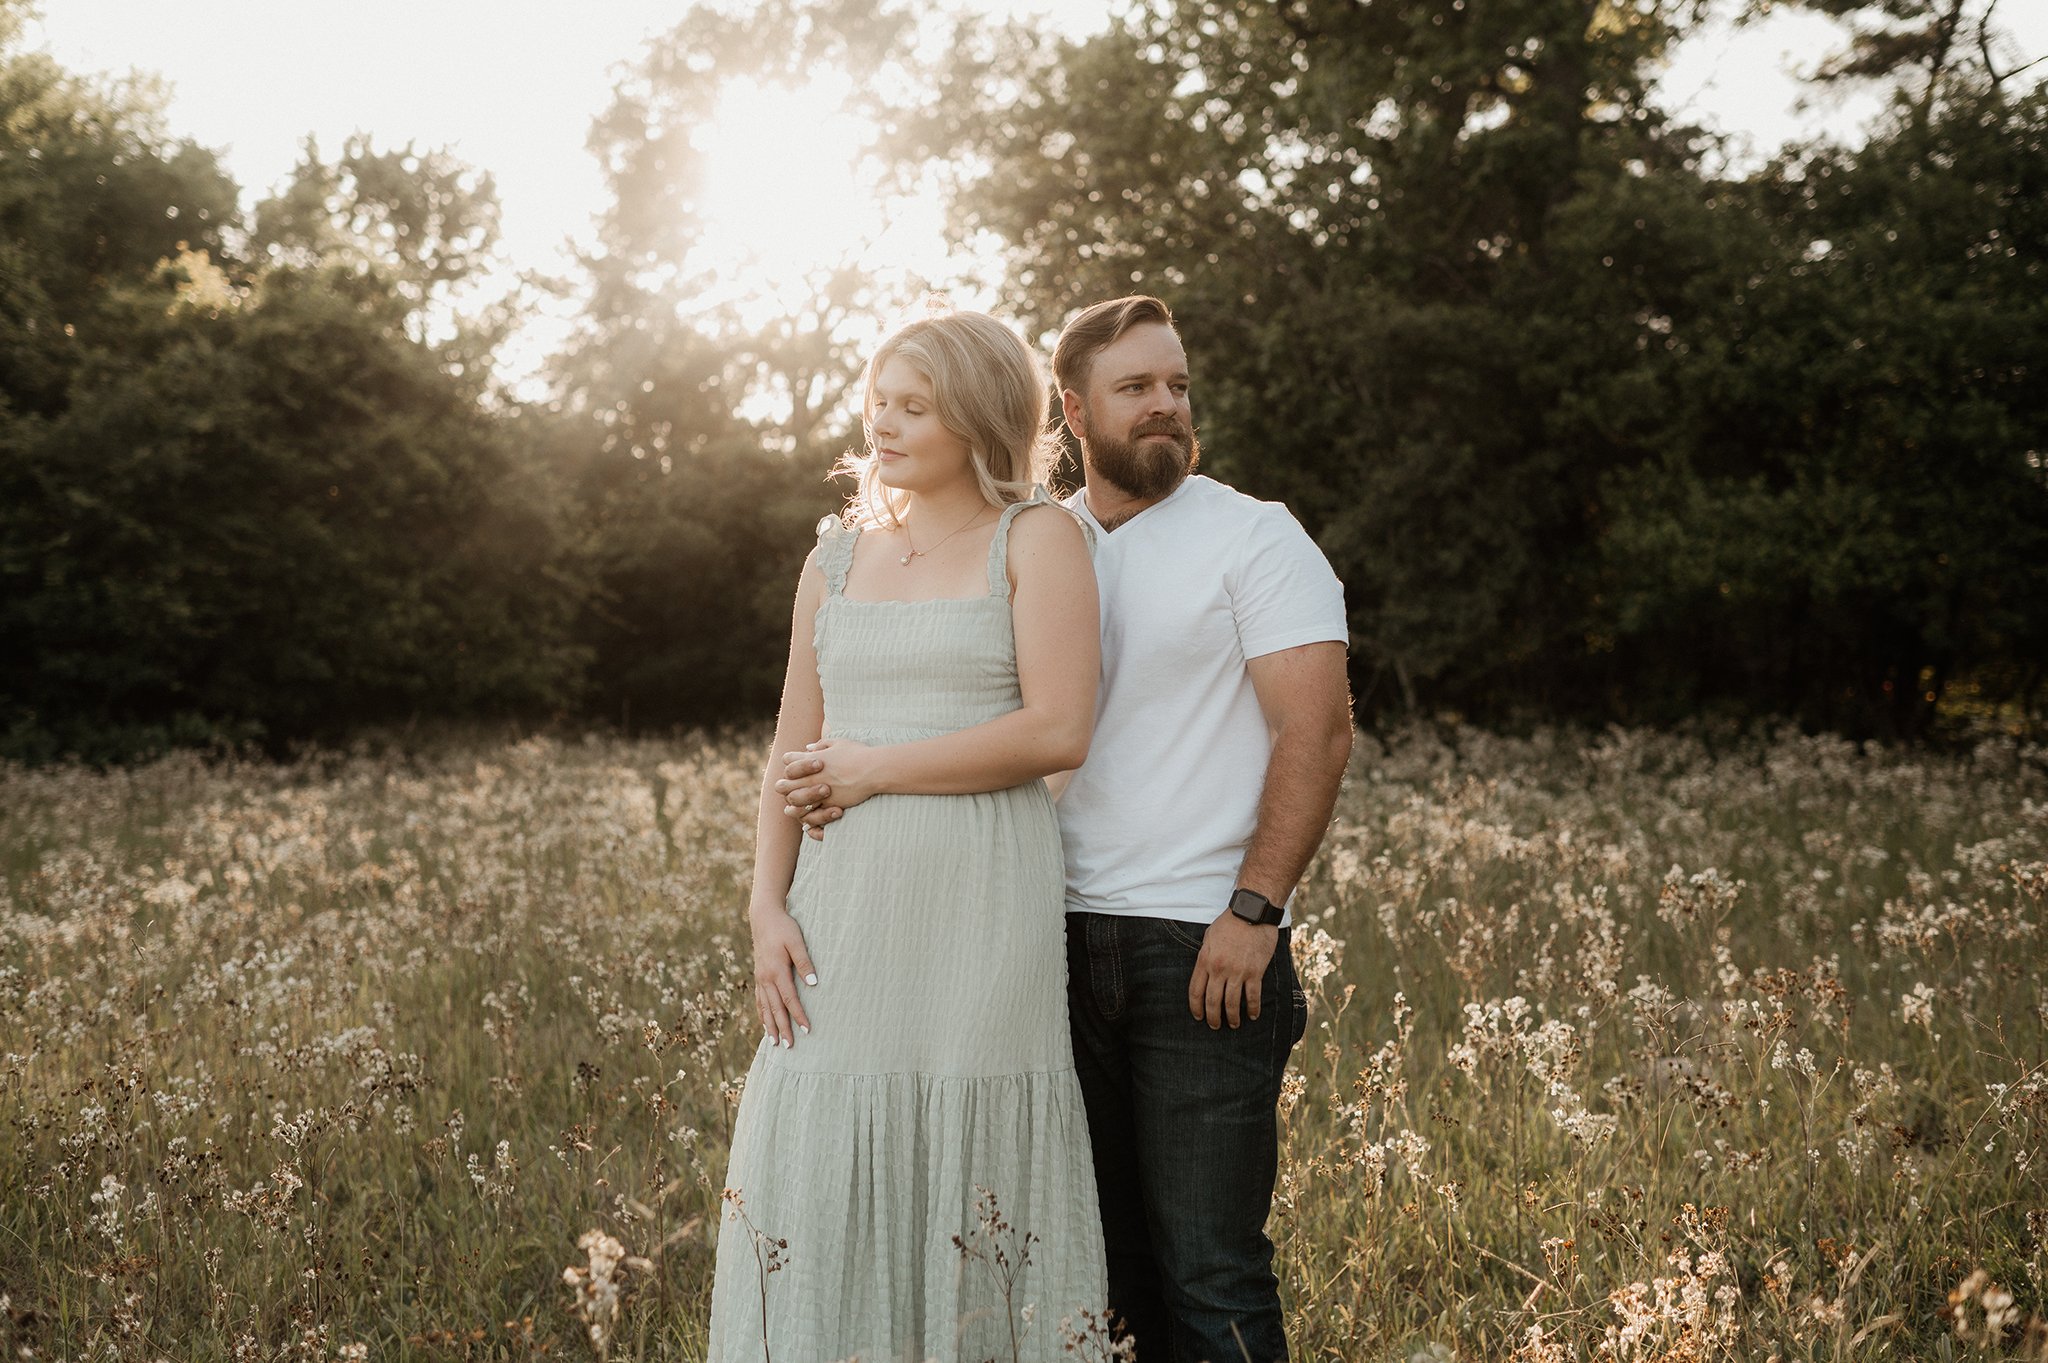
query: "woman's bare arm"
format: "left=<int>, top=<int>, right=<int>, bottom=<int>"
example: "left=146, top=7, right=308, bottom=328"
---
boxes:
left=748, top=554, right=826, bottom=1049
left=780, top=505, right=1099, bottom=811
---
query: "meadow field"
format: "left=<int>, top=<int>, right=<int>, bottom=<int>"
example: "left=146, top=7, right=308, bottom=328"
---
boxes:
left=1, top=724, right=2043, bottom=1362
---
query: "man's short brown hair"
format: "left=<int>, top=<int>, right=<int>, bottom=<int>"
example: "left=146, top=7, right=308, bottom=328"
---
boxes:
left=1051, top=295, right=1176, bottom=395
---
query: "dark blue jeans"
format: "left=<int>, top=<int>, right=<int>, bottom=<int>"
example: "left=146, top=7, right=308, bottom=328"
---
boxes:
left=1066, top=913, right=1307, bottom=1363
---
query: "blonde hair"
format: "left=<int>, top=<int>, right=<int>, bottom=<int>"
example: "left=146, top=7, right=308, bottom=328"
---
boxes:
left=836, top=311, right=1060, bottom=528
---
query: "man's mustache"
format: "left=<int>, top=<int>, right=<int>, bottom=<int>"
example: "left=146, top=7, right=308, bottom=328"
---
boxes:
left=1133, top=418, right=1191, bottom=441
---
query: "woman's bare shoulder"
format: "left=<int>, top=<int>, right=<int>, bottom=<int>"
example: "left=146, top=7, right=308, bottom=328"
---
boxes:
left=1007, top=500, right=1090, bottom=552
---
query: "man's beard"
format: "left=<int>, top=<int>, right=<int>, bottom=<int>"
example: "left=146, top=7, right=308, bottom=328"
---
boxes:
left=1084, top=411, right=1200, bottom=502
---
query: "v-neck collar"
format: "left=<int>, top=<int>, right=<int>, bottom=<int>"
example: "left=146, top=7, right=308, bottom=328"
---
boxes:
left=1076, top=476, right=1197, bottom=537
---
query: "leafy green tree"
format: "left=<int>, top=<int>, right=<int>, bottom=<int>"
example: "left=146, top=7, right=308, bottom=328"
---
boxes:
left=547, top=1, right=915, bottom=728
left=933, top=0, right=1719, bottom=719
left=925, top=0, right=2046, bottom=734
left=0, top=22, right=236, bottom=421
left=249, top=134, right=501, bottom=332
left=1753, top=0, right=2041, bottom=122
left=1597, top=81, right=2048, bottom=735
left=4, top=260, right=587, bottom=761
left=0, top=13, right=584, bottom=760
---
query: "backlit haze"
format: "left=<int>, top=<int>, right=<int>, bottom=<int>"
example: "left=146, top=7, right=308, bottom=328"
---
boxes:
left=28, top=0, right=2048, bottom=396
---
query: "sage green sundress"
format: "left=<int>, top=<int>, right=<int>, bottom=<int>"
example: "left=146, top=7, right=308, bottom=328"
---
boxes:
left=707, top=490, right=1107, bottom=1362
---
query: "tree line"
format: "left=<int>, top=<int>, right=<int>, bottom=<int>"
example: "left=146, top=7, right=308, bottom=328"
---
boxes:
left=2, top=0, right=2042, bottom=762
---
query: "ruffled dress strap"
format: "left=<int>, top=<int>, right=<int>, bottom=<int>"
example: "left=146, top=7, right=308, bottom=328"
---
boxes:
left=984, top=486, right=1069, bottom=597
left=814, top=514, right=860, bottom=598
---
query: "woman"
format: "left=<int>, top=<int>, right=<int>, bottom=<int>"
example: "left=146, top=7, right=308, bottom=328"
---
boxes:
left=706, top=310, right=1106, bottom=1360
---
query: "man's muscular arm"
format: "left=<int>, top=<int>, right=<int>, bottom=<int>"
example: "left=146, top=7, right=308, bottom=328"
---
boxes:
left=1235, top=641, right=1354, bottom=903
left=1188, top=640, right=1353, bottom=1029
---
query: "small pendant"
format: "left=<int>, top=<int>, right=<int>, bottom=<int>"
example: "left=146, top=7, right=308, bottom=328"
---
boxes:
left=899, top=552, right=914, bottom=566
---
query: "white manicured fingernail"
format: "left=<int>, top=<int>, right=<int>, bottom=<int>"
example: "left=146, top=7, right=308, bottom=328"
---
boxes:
left=798, top=1024, right=809, bottom=1035
left=804, top=973, right=818, bottom=986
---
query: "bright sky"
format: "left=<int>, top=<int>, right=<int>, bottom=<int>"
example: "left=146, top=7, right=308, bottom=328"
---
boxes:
left=26, top=0, right=2046, bottom=391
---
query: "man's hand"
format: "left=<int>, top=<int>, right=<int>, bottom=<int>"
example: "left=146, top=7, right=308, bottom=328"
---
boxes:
left=775, top=750, right=847, bottom=840
left=774, top=752, right=830, bottom=813
left=1188, top=912, right=1281, bottom=1029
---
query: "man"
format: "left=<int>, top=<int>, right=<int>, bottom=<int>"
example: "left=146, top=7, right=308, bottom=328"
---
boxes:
left=782, top=295, right=1351, bottom=1361
left=1041, top=296, right=1351, bottom=1361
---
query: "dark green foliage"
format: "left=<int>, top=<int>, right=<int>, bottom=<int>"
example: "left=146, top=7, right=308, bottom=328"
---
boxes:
left=934, top=0, right=2047, bottom=735
left=563, top=435, right=834, bottom=730
left=542, top=1, right=897, bottom=728
left=1597, top=85, right=2048, bottom=735
left=937, top=0, right=1716, bottom=720
left=250, top=135, right=501, bottom=321
left=0, top=24, right=582, bottom=761
left=0, top=3, right=871, bottom=761
left=1, top=264, right=588, bottom=762
left=3, top=0, right=2042, bottom=759
left=0, top=43, right=236, bottom=422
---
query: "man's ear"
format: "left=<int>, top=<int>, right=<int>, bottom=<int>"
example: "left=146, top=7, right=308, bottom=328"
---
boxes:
left=1060, top=388, right=1087, bottom=441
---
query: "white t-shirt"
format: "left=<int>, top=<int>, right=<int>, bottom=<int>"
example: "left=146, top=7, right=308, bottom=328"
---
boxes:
left=1059, top=474, right=1348, bottom=925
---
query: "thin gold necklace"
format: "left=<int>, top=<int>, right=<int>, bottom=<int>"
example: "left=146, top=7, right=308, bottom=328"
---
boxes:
left=898, top=505, right=991, bottom=566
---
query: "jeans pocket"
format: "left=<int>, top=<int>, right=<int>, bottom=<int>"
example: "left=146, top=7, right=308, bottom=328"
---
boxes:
left=1160, top=917, right=1209, bottom=952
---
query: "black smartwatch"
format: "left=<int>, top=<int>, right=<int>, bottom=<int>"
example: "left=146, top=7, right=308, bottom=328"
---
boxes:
left=1227, top=887, right=1285, bottom=927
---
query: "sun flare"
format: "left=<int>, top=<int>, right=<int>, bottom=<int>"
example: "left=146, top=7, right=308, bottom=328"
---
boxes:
left=685, top=69, right=995, bottom=338
left=693, top=75, right=873, bottom=264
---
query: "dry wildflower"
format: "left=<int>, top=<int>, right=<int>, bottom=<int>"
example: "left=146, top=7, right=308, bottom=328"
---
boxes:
left=1512, top=1322, right=1573, bottom=1363
left=1278, top=1067, right=1307, bottom=1119
left=721, top=1189, right=788, bottom=1349
left=1658, top=864, right=1745, bottom=928
left=1354, top=1140, right=1391, bottom=1194
left=1, top=723, right=2039, bottom=1359
left=1899, top=982, right=1938, bottom=1033
left=1060, top=1306, right=1137, bottom=1362
left=1390, top=1129, right=1432, bottom=1186
left=1982, top=1283, right=2021, bottom=1337
left=468, top=1139, right=519, bottom=1205
left=1292, top=925, right=1346, bottom=990
left=1603, top=1245, right=1740, bottom=1360
left=951, top=1186, right=1040, bottom=1359
left=562, top=1228, right=630, bottom=1356
left=1552, top=1103, right=1619, bottom=1145
left=88, top=1172, right=126, bottom=1241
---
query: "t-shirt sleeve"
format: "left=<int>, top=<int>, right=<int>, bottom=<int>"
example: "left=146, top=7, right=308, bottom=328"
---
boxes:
left=1226, top=504, right=1349, bottom=660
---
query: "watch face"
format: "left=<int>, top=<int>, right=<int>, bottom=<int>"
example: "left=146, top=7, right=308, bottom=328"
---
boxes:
left=1230, top=889, right=1280, bottom=925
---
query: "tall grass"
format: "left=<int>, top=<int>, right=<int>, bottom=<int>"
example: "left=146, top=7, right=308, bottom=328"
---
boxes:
left=1, top=725, right=2042, bottom=1360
